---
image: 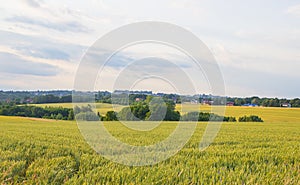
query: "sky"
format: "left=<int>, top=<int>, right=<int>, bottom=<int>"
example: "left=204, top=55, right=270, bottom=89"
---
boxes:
left=0, top=0, right=299, bottom=98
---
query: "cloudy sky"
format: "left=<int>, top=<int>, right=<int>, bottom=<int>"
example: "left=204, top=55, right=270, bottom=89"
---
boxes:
left=0, top=0, right=299, bottom=98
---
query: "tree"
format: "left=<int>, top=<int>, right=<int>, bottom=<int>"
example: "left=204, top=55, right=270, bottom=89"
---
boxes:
left=164, top=109, right=180, bottom=121
left=75, top=112, right=99, bottom=121
left=74, top=106, right=80, bottom=115
left=181, top=112, right=236, bottom=122
left=68, top=110, right=74, bottom=120
left=181, top=112, right=199, bottom=121
left=251, top=97, right=260, bottom=105
left=238, top=115, right=263, bottom=122
left=130, top=102, right=149, bottom=120
left=105, top=111, right=118, bottom=121
left=146, top=102, right=167, bottom=121
left=56, top=113, right=63, bottom=120
left=118, top=107, right=138, bottom=121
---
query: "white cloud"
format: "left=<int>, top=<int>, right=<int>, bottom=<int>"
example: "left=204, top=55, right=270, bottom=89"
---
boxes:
left=6, top=16, right=90, bottom=33
left=1, top=0, right=113, bottom=46
left=0, top=30, right=85, bottom=62
left=286, top=4, right=300, bottom=16
left=212, top=41, right=300, bottom=79
left=23, top=0, right=43, bottom=8
left=0, top=0, right=299, bottom=97
left=0, top=52, right=58, bottom=76
left=170, top=0, right=206, bottom=17
left=0, top=72, right=74, bottom=90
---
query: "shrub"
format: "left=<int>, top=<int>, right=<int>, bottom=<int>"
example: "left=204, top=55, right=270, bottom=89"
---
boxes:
left=181, top=112, right=199, bottom=121
left=223, top=116, right=237, bottom=122
left=104, top=111, right=118, bottom=121
left=238, top=115, right=263, bottom=122
left=75, top=112, right=99, bottom=121
left=117, top=107, right=139, bottom=121
left=181, top=112, right=237, bottom=122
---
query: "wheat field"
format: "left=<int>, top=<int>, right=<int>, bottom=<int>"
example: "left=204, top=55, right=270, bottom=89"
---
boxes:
left=1, top=105, right=300, bottom=184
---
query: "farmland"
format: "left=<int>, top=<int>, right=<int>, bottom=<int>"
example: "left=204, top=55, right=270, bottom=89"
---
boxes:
left=176, top=104, right=300, bottom=123
left=0, top=105, right=300, bottom=184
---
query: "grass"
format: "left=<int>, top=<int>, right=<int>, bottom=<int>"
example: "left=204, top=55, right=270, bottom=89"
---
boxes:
left=0, top=110, right=300, bottom=184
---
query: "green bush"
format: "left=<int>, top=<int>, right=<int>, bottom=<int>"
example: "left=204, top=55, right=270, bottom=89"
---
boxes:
left=75, top=112, right=99, bottom=121
left=104, top=111, right=118, bottom=121
left=223, top=116, right=237, bottom=122
left=238, top=115, right=263, bottom=122
left=117, top=107, right=139, bottom=121
left=181, top=112, right=199, bottom=121
left=181, top=112, right=237, bottom=122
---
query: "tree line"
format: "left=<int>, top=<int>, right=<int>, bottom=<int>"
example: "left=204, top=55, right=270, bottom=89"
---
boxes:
left=0, top=104, right=263, bottom=122
left=0, top=105, right=74, bottom=120
left=29, top=94, right=300, bottom=108
left=32, top=95, right=72, bottom=104
left=1, top=90, right=300, bottom=107
left=226, top=97, right=300, bottom=107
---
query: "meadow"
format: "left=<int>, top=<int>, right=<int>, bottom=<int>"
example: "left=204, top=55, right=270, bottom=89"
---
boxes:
left=0, top=105, right=300, bottom=184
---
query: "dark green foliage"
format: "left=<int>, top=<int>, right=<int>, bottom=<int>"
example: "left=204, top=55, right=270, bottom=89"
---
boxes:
left=290, top=98, right=300, bottom=107
left=223, top=116, right=237, bottom=122
left=117, top=107, right=139, bottom=121
left=111, top=94, right=129, bottom=105
left=68, top=110, right=74, bottom=120
left=146, top=97, right=167, bottom=121
left=238, top=115, right=263, bottom=122
left=73, top=105, right=100, bottom=121
left=129, top=102, right=150, bottom=120
left=1, top=90, right=300, bottom=108
left=95, top=91, right=112, bottom=103
left=0, top=105, right=74, bottom=120
left=226, top=96, right=300, bottom=107
left=163, top=109, right=180, bottom=121
left=75, top=112, right=99, bottom=121
left=33, top=95, right=72, bottom=104
left=116, top=97, right=180, bottom=121
left=181, top=112, right=237, bottom=122
left=181, top=112, right=199, bottom=121
left=104, top=111, right=118, bottom=121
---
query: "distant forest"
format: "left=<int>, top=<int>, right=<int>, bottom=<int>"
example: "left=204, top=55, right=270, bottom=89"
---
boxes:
left=0, top=90, right=299, bottom=107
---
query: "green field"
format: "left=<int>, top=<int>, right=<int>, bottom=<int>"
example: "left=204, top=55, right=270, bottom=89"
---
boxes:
left=1, top=105, right=300, bottom=184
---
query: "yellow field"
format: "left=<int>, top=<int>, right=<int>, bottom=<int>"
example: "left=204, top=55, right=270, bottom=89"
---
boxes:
left=176, top=104, right=300, bottom=123
left=0, top=115, right=299, bottom=184
left=1, top=103, right=300, bottom=183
